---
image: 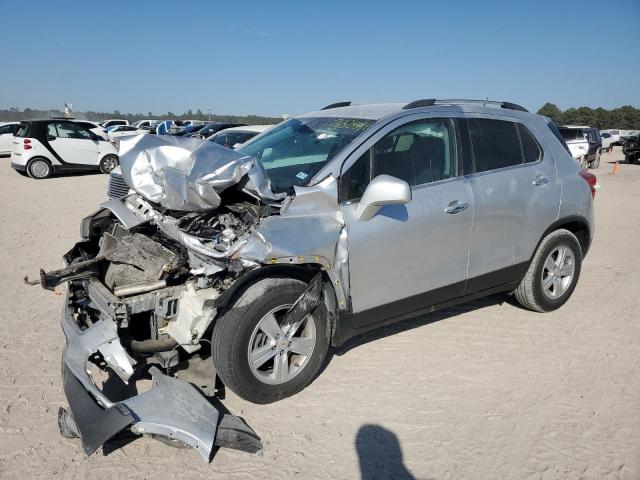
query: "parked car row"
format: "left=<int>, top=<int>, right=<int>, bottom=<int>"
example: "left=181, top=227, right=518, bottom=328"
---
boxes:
left=4, top=116, right=276, bottom=179
left=553, top=125, right=639, bottom=169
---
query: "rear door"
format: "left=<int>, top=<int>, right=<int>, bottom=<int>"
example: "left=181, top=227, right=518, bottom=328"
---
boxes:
left=340, top=115, right=473, bottom=326
left=463, top=116, right=560, bottom=292
left=47, top=121, right=100, bottom=166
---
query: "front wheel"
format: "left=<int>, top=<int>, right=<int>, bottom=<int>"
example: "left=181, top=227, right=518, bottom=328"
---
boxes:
left=99, top=154, right=119, bottom=174
left=212, top=277, right=330, bottom=404
left=514, top=229, right=582, bottom=312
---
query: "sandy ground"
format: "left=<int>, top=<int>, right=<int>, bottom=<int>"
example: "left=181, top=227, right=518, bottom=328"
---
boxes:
left=0, top=149, right=639, bottom=480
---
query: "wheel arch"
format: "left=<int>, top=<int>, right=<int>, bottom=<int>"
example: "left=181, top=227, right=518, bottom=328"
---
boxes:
left=212, top=263, right=340, bottom=346
left=535, top=215, right=591, bottom=259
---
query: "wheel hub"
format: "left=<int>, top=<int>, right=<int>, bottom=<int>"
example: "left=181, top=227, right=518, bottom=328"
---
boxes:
left=247, top=305, right=316, bottom=385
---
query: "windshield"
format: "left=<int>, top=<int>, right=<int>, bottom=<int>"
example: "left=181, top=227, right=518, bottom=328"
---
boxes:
left=239, top=117, right=373, bottom=192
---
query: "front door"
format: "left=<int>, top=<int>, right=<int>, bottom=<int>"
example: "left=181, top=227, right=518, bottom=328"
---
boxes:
left=339, top=116, right=474, bottom=328
left=47, top=121, right=99, bottom=166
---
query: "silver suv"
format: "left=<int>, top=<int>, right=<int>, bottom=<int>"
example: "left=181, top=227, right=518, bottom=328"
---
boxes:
left=45, top=99, right=596, bottom=457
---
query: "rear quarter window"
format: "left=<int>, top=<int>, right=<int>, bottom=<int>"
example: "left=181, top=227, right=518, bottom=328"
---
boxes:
left=517, top=124, right=542, bottom=163
left=15, top=123, right=30, bottom=137
left=546, top=122, right=571, bottom=154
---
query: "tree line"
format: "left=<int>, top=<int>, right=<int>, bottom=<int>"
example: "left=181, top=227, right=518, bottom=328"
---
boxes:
left=2, top=104, right=638, bottom=130
left=537, top=103, right=640, bottom=130
left=0, top=107, right=283, bottom=126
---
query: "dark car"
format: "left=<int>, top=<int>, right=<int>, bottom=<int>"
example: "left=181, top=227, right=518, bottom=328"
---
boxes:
left=188, top=122, right=247, bottom=139
left=623, top=134, right=640, bottom=164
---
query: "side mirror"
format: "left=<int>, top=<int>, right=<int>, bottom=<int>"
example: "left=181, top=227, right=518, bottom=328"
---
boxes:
left=355, top=174, right=411, bottom=221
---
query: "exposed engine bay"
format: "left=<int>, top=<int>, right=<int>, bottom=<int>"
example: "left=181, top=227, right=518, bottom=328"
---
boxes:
left=48, top=195, right=276, bottom=359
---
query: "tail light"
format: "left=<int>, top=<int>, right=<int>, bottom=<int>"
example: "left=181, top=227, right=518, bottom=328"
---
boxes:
left=579, top=170, right=597, bottom=199
left=23, top=138, right=32, bottom=150
left=23, top=139, right=31, bottom=144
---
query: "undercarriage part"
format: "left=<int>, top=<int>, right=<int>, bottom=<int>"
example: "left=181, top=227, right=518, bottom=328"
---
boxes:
left=114, top=280, right=167, bottom=297
left=127, top=337, right=178, bottom=354
left=39, top=257, right=102, bottom=290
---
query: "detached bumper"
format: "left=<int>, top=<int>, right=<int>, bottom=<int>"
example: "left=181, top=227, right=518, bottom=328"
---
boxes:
left=60, top=299, right=220, bottom=461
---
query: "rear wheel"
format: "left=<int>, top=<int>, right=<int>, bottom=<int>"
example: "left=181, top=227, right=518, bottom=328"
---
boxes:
left=27, top=158, right=52, bottom=179
left=99, top=154, right=118, bottom=174
left=514, top=229, right=582, bottom=312
left=212, top=277, right=330, bottom=404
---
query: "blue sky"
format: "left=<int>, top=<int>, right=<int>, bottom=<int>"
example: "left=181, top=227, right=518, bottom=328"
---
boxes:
left=1, top=0, right=638, bottom=117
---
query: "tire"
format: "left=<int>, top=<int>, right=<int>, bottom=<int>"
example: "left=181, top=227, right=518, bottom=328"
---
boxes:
left=212, top=277, right=330, bottom=404
left=27, top=158, right=53, bottom=179
left=514, top=229, right=582, bottom=313
left=579, top=156, right=589, bottom=170
left=99, top=154, right=119, bottom=174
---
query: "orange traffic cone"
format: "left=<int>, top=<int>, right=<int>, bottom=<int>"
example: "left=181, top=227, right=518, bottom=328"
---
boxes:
left=612, top=162, right=619, bottom=175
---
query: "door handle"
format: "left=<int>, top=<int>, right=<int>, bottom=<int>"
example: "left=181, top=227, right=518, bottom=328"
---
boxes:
left=444, top=200, right=469, bottom=214
left=533, top=175, right=550, bottom=186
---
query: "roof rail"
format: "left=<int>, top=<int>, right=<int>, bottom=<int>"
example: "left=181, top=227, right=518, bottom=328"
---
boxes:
left=403, top=99, right=436, bottom=109
left=403, top=99, right=529, bottom=113
left=321, top=101, right=351, bottom=110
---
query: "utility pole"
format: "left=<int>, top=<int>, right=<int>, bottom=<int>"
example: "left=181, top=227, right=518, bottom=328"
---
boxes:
left=207, top=108, right=212, bottom=121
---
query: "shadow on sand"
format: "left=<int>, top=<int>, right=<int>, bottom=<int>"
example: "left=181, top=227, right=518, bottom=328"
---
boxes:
left=356, top=424, right=416, bottom=480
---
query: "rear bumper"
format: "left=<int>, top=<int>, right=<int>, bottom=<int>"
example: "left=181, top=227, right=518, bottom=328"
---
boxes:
left=60, top=294, right=220, bottom=461
left=10, top=162, right=26, bottom=172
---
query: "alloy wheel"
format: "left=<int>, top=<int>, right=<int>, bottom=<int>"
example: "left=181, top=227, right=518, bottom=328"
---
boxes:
left=247, top=305, right=316, bottom=385
left=541, top=245, right=575, bottom=299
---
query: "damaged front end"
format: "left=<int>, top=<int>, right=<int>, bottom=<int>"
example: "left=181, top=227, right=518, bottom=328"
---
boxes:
left=44, top=134, right=346, bottom=461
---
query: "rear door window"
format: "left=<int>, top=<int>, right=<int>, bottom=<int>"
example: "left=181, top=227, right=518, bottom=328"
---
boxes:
left=468, top=118, right=523, bottom=172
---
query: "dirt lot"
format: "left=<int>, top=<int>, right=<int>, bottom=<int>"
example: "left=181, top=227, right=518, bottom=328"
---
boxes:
left=0, top=150, right=639, bottom=480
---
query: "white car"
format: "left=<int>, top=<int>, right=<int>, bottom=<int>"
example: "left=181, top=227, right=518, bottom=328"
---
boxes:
left=100, top=119, right=129, bottom=128
left=10, top=119, right=119, bottom=179
left=207, top=125, right=274, bottom=149
left=106, top=124, right=147, bottom=142
left=601, top=129, right=622, bottom=145
left=132, top=119, right=157, bottom=130
left=0, top=122, right=20, bottom=155
left=600, top=132, right=616, bottom=150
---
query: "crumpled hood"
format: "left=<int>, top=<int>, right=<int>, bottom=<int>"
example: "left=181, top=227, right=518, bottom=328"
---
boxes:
left=118, top=134, right=285, bottom=211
